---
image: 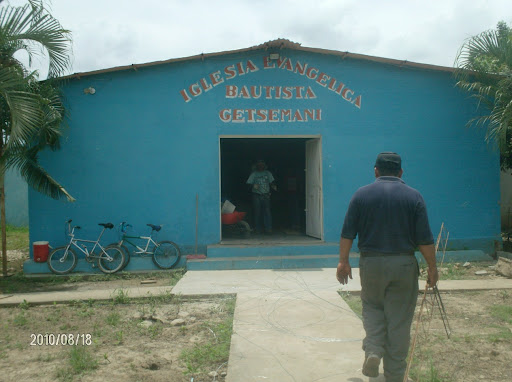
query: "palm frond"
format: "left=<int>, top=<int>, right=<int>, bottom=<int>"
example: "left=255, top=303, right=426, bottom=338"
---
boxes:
left=17, top=13, right=72, bottom=78
left=3, top=145, right=75, bottom=202
left=0, top=3, right=72, bottom=78
left=0, top=66, right=44, bottom=149
left=29, top=80, right=64, bottom=150
left=454, top=23, right=512, bottom=152
left=0, top=2, right=73, bottom=203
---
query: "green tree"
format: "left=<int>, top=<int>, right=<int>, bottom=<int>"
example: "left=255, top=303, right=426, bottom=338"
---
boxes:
left=455, top=21, right=512, bottom=169
left=0, top=0, right=74, bottom=276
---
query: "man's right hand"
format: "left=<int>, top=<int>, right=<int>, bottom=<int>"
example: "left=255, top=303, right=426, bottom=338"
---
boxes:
left=427, top=266, right=439, bottom=288
left=336, top=261, right=352, bottom=285
left=418, top=244, right=438, bottom=288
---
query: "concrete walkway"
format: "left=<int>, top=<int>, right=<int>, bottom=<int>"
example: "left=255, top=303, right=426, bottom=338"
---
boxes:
left=1, top=269, right=511, bottom=381
left=0, top=285, right=175, bottom=306
left=174, top=270, right=512, bottom=382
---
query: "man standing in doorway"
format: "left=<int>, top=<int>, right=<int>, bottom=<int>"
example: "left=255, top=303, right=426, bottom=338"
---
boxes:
left=247, top=159, right=277, bottom=234
left=336, top=152, right=438, bottom=382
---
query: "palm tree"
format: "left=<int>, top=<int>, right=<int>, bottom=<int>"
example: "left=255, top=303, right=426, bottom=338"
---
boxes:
left=455, top=21, right=512, bottom=167
left=0, top=0, right=74, bottom=276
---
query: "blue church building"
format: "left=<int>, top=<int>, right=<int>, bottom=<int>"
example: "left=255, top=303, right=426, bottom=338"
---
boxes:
left=25, top=39, right=500, bottom=274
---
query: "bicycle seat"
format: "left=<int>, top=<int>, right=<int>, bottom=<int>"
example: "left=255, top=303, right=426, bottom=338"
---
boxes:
left=98, top=223, right=114, bottom=229
left=147, top=224, right=161, bottom=232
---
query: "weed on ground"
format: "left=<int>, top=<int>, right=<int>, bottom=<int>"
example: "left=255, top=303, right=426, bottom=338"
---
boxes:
left=55, top=345, right=99, bottom=381
left=338, top=291, right=362, bottom=318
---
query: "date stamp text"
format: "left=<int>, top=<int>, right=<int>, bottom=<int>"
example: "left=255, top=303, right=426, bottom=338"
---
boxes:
left=30, top=333, right=92, bottom=346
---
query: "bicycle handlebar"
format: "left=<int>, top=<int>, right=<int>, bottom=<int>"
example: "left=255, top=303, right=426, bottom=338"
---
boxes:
left=120, top=222, right=133, bottom=233
left=119, top=222, right=162, bottom=234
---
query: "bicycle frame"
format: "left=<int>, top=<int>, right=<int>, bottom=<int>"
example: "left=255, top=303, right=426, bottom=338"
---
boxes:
left=120, top=234, right=158, bottom=255
left=64, top=224, right=113, bottom=260
left=118, top=222, right=160, bottom=255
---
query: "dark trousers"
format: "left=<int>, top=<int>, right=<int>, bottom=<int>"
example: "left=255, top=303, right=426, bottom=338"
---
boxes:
left=252, top=193, right=272, bottom=232
left=359, top=255, right=419, bottom=382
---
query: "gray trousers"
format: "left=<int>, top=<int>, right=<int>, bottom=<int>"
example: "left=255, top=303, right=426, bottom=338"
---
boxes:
left=359, top=255, right=419, bottom=382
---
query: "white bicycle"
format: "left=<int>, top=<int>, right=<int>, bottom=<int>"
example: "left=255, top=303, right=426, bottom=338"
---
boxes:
left=48, top=220, right=125, bottom=275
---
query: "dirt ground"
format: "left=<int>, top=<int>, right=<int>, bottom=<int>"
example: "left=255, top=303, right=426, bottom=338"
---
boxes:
left=342, top=289, right=512, bottom=382
left=3, top=248, right=511, bottom=382
left=0, top=295, right=235, bottom=382
left=410, top=289, right=512, bottom=382
left=4, top=249, right=28, bottom=275
left=419, top=260, right=509, bottom=281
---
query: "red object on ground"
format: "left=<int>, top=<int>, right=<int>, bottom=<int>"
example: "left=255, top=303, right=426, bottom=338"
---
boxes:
left=33, top=241, right=49, bottom=262
left=186, top=254, right=207, bottom=259
left=221, top=211, right=247, bottom=225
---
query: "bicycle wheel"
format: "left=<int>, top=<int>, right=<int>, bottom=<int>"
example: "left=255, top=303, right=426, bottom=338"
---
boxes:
left=97, top=245, right=125, bottom=274
left=48, top=246, right=77, bottom=275
left=108, top=243, right=131, bottom=270
left=152, top=241, right=181, bottom=269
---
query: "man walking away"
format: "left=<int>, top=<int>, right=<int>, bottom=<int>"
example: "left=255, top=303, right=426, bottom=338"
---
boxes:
left=336, top=152, right=439, bottom=382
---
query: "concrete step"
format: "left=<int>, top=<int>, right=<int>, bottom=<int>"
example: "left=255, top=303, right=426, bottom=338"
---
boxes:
left=23, top=256, right=187, bottom=275
left=186, top=254, right=359, bottom=270
left=189, top=249, right=492, bottom=271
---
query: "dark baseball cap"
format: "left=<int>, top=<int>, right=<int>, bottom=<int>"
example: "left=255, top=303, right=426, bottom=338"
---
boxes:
left=375, top=152, right=401, bottom=169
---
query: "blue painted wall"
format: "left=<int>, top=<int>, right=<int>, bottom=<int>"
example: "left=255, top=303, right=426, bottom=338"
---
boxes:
left=26, top=47, right=501, bottom=272
left=5, top=168, right=28, bottom=227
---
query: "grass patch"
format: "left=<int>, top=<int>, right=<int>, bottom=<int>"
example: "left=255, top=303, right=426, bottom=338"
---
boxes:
left=180, top=297, right=235, bottom=375
left=0, top=268, right=186, bottom=294
left=489, top=304, right=512, bottom=324
left=13, top=312, right=28, bottom=327
left=0, top=273, right=70, bottom=294
left=56, top=346, right=98, bottom=381
left=114, top=330, right=124, bottom=345
left=37, top=353, right=54, bottom=362
left=486, top=324, right=512, bottom=343
left=338, top=290, right=362, bottom=318
left=410, top=358, right=452, bottom=382
left=106, top=311, right=121, bottom=326
left=420, top=262, right=467, bottom=280
left=438, top=263, right=467, bottom=280
left=70, top=268, right=186, bottom=285
left=0, top=225, right=29, bottom=251
left=111, top=289, right=130, bottom=305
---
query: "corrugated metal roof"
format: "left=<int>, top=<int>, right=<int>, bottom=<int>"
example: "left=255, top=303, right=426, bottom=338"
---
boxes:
left=62, top=38, right=456, bottom=80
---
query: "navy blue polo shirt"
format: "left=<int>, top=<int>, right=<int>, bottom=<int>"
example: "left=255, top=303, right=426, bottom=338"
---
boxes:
left=341, top=176, right=434, bottom=253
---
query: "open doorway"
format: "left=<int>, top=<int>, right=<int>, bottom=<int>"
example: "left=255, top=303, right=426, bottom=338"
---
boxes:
left=220, top=137, right=323, bottom=244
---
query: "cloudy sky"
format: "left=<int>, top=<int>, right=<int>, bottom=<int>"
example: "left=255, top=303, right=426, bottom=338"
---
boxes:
left=7, top=0, right=512, bottom=77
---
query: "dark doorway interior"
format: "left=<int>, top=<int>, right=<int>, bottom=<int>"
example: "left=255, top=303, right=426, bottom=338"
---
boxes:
left=220, top=138, right=308, bottom=240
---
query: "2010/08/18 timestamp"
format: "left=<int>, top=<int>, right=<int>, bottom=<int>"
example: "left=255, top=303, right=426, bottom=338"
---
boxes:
left=30, top=333, right=92, bottom=346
